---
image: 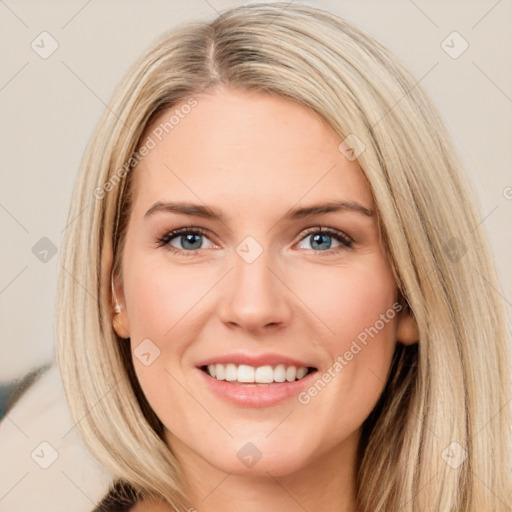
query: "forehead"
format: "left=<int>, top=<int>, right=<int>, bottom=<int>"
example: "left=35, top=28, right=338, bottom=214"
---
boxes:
left=131, top=87, right=373, bottom=219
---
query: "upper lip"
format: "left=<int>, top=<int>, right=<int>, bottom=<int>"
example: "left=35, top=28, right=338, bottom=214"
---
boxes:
left=196, top=352, right=317, bottom=369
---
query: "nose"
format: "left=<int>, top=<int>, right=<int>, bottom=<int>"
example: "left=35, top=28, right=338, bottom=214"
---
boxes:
left=217, top=246, right=293, bottom=334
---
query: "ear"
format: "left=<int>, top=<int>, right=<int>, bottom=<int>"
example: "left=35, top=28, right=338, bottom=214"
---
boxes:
left=112, top=276, right=130, bottom=339
left=396, top=309, right=419, bottom=346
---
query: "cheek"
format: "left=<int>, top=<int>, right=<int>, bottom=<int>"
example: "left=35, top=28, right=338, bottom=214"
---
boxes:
left=121, top=246, right=214, bottom=402
left=293, top=257, right=399, bottom=420
left=121, top=253, right=195, bottom=420
left=294, top=255, right=398, bottom=347
left=122, top=250, right=200, bottom=339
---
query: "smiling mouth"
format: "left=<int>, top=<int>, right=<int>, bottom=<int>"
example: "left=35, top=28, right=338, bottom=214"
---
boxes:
left=199, top=363, right=318, bottom=385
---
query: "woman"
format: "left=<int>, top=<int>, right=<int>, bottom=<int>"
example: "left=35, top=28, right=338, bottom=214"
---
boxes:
left=56, top=2, right=512, bottom=511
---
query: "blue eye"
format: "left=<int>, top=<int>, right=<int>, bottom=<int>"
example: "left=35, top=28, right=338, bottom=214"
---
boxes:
left=298, top=228, right=353, bottom=251
left=157, top=226, right=353, bottom=255
left=157, top=227, right=212, bottom=253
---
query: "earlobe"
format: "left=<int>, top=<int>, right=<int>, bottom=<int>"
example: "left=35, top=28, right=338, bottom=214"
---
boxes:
left=113, top=314, right=130, bottom=339
left=111, top=276, right=130, bottom=339
left=396, top=312, right=419, bottom=346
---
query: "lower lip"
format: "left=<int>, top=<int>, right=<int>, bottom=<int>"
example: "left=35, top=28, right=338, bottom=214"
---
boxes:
left=195, top=368, right=318, bottom=408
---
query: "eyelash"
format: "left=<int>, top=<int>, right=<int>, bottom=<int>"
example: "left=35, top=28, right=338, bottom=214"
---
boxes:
left=156, top=226, right=354, bottom=256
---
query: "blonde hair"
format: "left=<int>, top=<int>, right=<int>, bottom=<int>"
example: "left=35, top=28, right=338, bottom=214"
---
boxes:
left=56, top=2, right=512, bottom=510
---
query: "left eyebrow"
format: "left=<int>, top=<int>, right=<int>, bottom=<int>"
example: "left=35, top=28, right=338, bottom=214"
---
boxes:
left=282, top=200, right=374, bottom=219
left=144, top=199, right=374, bottom=222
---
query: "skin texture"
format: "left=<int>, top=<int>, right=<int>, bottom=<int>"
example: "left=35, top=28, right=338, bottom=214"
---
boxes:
left=114, top=85, right=419, bottom=512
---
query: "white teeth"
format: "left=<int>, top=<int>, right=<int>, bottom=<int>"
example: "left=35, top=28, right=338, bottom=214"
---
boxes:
left=274, top=364, right=286, bottom=382
left=254, top=365, right=274, bottom=383
left=296, top=367, right=308, bottom=379
left=204, top=363, right=311, bottom=383
left=225, top=363, right=237, bottom=381
left=237, top=364, right=255, bottom=382
left=215, top=363, right=225, bottom=380
left=285, top=366, right=297, bottom=382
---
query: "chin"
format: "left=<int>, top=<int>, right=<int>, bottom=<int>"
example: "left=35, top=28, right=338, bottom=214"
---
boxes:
left=202, top=437, right=315, bottom=477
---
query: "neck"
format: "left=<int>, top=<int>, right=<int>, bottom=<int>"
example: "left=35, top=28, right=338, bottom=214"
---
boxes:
left=169, top=429, right=362, bottom=512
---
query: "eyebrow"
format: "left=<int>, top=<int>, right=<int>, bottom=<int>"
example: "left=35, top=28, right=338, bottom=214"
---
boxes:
left=144, top=200, right=374, bottom=222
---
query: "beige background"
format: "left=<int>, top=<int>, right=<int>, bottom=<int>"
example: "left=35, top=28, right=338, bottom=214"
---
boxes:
left=1, top=0, right=511, bottom=383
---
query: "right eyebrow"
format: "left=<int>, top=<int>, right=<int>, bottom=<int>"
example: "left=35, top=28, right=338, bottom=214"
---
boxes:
left=144, top=201, right=226, bottom=221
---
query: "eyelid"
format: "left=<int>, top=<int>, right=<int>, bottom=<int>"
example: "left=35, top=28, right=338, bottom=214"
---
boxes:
left=298, top=226, right=353, bottom=248
left=157, top=226, right=216, bottom=250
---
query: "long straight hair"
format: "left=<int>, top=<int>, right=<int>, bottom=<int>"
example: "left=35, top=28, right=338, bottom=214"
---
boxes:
left=56, top=3, right=512, bottom=510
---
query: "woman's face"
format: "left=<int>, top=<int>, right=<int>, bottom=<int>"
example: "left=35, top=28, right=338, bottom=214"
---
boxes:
left=115, top=85, right=415, bottom=478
